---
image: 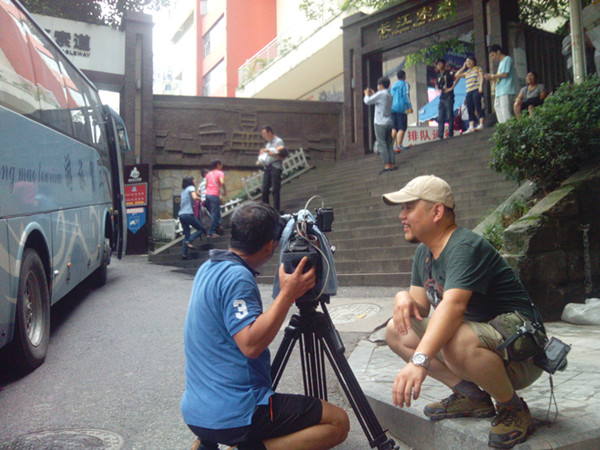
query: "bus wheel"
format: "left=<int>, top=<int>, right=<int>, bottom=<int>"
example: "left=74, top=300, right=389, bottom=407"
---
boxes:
left=91, top=238, right=111, bottom=287
left=11, top=249, right=50, bottom=374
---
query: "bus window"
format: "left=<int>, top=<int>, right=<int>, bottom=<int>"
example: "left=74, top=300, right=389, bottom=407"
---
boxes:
left=61, top=61, right=95, bottom=145
left=88, top=95, right=109, bottom=157
left=118, top=127, right=130, bottom=153
left=22, top=17, right=73, bottom=136
left=83, top=84, right=110, bottom=162
left=0, top=1, right=41, bottom=118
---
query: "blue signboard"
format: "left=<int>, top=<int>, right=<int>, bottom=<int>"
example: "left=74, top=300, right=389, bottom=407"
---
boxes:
left=126, top=207, right=146, bottom=234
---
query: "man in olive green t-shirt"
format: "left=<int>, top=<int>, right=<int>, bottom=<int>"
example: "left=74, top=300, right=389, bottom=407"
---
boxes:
left=382, top=175, right=542, bottom=449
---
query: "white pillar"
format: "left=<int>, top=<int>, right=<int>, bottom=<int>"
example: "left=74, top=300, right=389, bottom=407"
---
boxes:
left=570, top=0, right=586, bottom=84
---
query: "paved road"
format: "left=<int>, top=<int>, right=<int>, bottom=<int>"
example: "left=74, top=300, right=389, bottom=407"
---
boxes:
left=0, top=256, right=408, bottom=450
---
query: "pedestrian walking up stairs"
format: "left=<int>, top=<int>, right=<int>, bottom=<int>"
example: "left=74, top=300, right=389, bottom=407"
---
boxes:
left=149, top=129, right=518, bottom=283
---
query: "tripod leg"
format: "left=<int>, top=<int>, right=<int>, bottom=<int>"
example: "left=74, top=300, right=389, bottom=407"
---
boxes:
left=271, top=305, right=397, bottom=449
left=315, top=312, right=398, bottom=450
left=297, top=322, right=328, bottom=400
left=270, top=314, right=302, bottom=390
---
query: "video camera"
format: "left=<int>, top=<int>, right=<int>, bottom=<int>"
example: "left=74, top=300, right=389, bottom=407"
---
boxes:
left=277, top=197, right=336, bottom=304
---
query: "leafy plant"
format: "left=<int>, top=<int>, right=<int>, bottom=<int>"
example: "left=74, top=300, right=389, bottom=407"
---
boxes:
left=278, top=37, right=297, bottom=56
left=482, top=214, right=505, bottom=251
left=21, top=0, right=169, bottom=28
left=490, top=75, right=600, bottom=192
left=405, top=39, right=472, bottom=68
left=499, top=196, right=529, bottom=228
left=299, top=0, right=456, bottom=22
left=480, top=195, right=533, bottom=252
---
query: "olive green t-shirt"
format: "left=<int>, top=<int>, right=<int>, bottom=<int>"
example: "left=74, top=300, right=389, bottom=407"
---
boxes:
left=411, top=227, right=533, bottom=322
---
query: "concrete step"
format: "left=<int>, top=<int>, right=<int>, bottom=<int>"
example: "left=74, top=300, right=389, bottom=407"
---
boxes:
left=332, top=245, right=416, bottom=261
left=285, top=156, right=499, bottom=195
left=324, top=191, right=514, bottom=217
left=286, top=158, right=494, bottom=194
left=259, top=246, right=416, bottom=280
left=256, top=272, right=411, bottom=287
left=283, top=179, right=513, bottom=210
left=302, top=130, right=495, bottom=171
left=283, top=171, right=511, bottom=205
left=330, top=202, right=502, bottom=231
left=324, top=204, right=503, bottom=226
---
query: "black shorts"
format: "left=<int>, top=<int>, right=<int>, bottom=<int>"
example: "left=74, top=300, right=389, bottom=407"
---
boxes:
left=391, top=112, right=408, bottom=132
left=521, top=97, right=544, bottom=109
left=188, top=393, right=322, bottom=448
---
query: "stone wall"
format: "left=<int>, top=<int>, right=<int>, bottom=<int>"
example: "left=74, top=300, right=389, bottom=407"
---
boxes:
left=149, top=95, right=342, bottom=224
left=152, top=95, right=343, bottom=169
left=503, top=166, right=600, bottom=321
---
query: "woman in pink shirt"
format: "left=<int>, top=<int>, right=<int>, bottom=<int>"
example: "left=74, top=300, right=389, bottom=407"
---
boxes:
left=205, top=160, right=227, bottom=238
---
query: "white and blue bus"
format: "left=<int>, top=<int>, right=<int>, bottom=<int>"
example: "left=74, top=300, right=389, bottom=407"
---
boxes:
left=0, top=0, right=128, bottom=374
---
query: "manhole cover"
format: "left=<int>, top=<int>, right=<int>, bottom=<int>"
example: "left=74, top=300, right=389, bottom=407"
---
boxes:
left=328, top=303, right=381, bottom=324
left=1, top=429, right=124, bottom=450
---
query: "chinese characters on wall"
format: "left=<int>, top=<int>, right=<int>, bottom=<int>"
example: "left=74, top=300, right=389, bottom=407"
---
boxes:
left=377, top=4, right=443, bottom=40
left=405, top=126, right=450, bottom=145
left=45, top=29, right=91, bottom=57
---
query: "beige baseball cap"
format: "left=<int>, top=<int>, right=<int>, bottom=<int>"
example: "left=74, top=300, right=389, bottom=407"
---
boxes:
left=382, top=175, right=455, bottom=209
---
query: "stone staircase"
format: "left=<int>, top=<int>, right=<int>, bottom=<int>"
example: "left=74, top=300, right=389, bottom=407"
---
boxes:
left=149, top=128, right=518, bottom=286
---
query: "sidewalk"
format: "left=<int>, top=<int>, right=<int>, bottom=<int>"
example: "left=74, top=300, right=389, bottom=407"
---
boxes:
left=327, top=295, right=600, bottom=449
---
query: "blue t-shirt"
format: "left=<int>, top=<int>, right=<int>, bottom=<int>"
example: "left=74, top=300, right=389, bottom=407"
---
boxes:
left=496, top=55, right=516, bottom=97
left=179, top=185, right=195, bottom=216
left=181, top=250, right=274, bottom=429
left=390, top=79, right=412, bottom=113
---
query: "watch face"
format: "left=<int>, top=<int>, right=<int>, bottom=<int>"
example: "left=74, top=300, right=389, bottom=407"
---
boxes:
left=413, top=353, right=426, bottom=365
left=412, top=352, right=429, bottom=367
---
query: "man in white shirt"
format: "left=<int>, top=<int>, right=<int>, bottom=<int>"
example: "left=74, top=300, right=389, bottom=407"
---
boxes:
left=364, top=76, right=395, bottom=173
left=258, top=125, right=285, bottom=213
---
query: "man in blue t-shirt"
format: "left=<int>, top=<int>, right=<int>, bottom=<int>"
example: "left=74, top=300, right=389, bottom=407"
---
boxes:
left=390, top=70, right=413, bottom=153
left=381, top=176, right=543, bottom=449
left=485, top=44, right=517, bottom=124
left=181, top=202, right=349, bottom=450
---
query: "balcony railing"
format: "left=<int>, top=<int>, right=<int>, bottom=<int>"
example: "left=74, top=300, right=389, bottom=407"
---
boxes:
left=237, top=8, right=341, bottom=88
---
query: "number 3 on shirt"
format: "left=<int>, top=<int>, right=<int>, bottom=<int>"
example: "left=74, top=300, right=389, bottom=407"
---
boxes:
left=233, top=299, right=248, bottom=319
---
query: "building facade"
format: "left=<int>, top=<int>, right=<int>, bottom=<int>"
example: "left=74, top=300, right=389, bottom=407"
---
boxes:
left=156, top=0, right=278, bottom=97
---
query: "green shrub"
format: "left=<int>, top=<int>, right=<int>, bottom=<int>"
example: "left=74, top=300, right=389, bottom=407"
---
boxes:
left=490, top=75, right=600, bottom=191
left=499, top=196, right=528, bottom=228
left=482, top=214, right=505, bottom=252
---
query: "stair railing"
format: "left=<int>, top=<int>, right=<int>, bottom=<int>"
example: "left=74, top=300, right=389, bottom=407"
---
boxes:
left=150, top=149, right=312, bottom=255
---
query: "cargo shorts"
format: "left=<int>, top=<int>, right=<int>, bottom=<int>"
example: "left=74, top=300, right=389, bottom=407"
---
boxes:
left=410, top=315, right=543, bottom=391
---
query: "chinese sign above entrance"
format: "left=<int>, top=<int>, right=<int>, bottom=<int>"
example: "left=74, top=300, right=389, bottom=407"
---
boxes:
left=377, top=3, right=443, bottom=40
left=49, top=30, right=91, bottom=57
left=32, top=14, right=125, bottom=76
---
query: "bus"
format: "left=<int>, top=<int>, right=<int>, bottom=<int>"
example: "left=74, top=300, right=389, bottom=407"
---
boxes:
left=0, top=0, right=128, bottom=374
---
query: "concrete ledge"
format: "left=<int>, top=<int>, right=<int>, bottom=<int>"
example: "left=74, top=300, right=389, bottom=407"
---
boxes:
left=348, top=322, right=600, bottom=450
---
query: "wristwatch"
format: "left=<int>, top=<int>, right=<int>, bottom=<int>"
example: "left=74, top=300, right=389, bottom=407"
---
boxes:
left=410, top=352, right=430, bottom=370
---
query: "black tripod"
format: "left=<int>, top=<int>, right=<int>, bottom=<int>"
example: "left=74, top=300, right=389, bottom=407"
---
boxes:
left=271, top=297, right=398, bottom=450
